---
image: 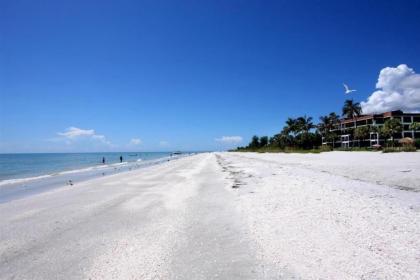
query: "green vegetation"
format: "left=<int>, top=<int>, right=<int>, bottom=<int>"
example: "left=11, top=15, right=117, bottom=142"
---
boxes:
left=410, top=122, right=420, bottom=131
left=416, top=139, right=420, bottom=149
left=381, top=118, right=402, bottom=147
left=236, top=115, right=323, bottom=153
left=334, top=147, right=374, bottom=152
left=234, top=99, right=418, bottom=153
left=354, top=126, right=370, bottom=147
left=410, top=123, right=420, bottom=149
left=342, top=99, right=362, bottom=118
left=383, top=146, right=417, bottom=153
left=318, top=112, right=339, bottom=148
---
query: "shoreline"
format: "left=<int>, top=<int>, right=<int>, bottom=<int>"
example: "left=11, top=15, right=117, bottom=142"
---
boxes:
left=0, top=152, right=180, bottom=184
left=0, top=152, right=419, bottom=279
left=0, top=153, right=192, bottom=204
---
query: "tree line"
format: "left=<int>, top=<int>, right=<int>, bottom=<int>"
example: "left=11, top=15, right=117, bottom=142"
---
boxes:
left=236, top=99, right=420, bottom=151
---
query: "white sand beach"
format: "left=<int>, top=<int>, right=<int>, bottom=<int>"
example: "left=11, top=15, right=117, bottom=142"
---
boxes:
left=0, top=152, right=419, bottom=279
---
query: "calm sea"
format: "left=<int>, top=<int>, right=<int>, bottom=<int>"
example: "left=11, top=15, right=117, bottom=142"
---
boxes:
left=0, top=152, right=172, bottom=183
left=0, top=152, right=194, bottom=203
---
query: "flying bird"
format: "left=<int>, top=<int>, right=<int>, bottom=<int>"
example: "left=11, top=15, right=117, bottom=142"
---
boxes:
left=343, top=83, right=357, bottom=94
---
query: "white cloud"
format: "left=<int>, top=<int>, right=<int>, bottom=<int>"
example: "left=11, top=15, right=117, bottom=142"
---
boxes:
left=215, top=136, right=243, bottom=144
left=361, top=64, right=420, bottom=114
left=129, top=138, right=142, bottom=145
left=57, top=127, right=112, bottom=146
left=57, top=127, right=95, bottom=138
left=92, top=135, right=112, bottom=146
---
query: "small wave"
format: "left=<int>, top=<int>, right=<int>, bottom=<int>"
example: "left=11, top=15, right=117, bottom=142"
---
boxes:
left=0, top=154, right=188, bottom=187
left=59, top=164, right=110, bottom=175
left=111, top=162, right=128, bottom=166
left=0, top=164, right=109, bottom=186
left=0, top=174, right=53, bottom=187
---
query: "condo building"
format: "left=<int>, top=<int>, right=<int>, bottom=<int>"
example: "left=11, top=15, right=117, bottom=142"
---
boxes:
left=322, top=110, right=420, bottom=148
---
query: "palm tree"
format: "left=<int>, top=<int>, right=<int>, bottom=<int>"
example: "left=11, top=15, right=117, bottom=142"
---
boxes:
left=342, top=99, right=362, bottom=119
left=318, top=112, right=339, bottom=148
left=296, top=115, right=315, bottom=134
left=259, top=136, right=269, bottom=147
left=410, top=122, right=420, bottom=131
left=383, top=118, right=402, bottom=147
left=319, top=113, right=339, bottom=133
left=270, top=133, right=293, bottom=149
left=354, top=126, right=370, bottom=147
left=318, top=115, right=331, bottom=136
left=284, top=117, right=298, bottom=136
left=328, top=112, right=340, bottom=127
left=249, top=135, right=260, bottom=149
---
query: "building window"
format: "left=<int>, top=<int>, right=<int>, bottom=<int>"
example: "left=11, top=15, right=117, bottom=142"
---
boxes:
left=345, top=123, right=354, bottom=128
left=403, top=132, right=413, bottom=138
left=403, top=116, right=412, bottom=123
left=393, top=132, right=403, bottom=139
left=356, top=120, right=367, bottom=126
left=341, top=135, right=350, bottom=148
left=414, top=117, right=420, bottom=122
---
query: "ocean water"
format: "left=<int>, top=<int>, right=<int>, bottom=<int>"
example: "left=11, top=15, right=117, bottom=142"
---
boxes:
left=0, top=152, right=189, bottom=202
left=0, top=152, right=172, bottom=183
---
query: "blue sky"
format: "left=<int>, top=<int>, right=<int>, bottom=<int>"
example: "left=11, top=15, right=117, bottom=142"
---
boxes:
left=1, top=0, right=420, bottom=152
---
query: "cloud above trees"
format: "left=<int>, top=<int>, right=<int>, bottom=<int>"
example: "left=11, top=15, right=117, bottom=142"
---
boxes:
left=215, top=136, right=243, bottom=144
left=361, top=64, right=420, bottom=114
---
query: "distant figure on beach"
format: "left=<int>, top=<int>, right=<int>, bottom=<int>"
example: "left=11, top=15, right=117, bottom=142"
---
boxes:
left=102, top=157, right=105, bottom=164
left=120, top=155, right=123, bottom=163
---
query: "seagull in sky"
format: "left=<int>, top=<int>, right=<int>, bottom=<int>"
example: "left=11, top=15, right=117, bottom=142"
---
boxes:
left=343, top=83, right=357, bottom=94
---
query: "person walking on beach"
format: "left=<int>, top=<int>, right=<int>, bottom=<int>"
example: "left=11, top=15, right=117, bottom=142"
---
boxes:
left=120, top=155, right=123, bottom=163
left=102, top=157, right=106, bottom=164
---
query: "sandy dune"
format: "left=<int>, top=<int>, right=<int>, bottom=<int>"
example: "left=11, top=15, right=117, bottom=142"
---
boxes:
left=0, top=152, right=419, bottom=279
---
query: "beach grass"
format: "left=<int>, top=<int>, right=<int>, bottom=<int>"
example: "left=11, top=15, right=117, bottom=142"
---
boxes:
left=232, top=145, right=418, bottom=154
left=231, top=146, right=325, bottom=154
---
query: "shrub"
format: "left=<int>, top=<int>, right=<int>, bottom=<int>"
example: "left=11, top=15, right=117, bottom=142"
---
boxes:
left=320, top=145, right=332, bottom=152
left=402, top=145, right=417, bottom=152
left=416, top=139, right=420, bottom=149
left=382, top=147, right=399, bottom=153
left=283, top=147, right=322, bottom=153
left=382, top=146, right=416, bottom=153
left=349, top=147, right=372, bottom=152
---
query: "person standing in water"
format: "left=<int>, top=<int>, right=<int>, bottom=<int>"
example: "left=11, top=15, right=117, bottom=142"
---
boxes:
left=119, top=155, right=123, bottom=163
left=102, top=157, right=106, bottom=164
